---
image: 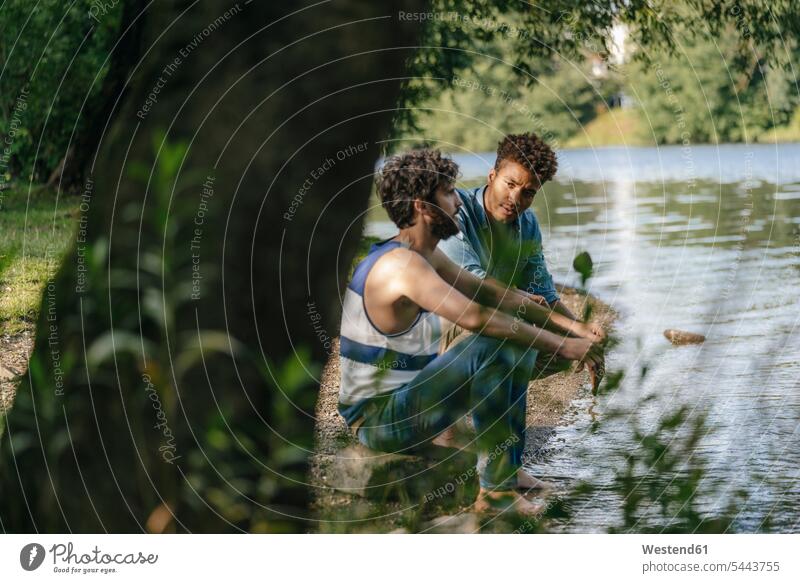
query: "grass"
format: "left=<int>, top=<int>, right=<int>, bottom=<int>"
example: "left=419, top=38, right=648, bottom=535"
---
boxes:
left=565, top=107, right=800, bottom=149
left=565, top=108, right=649, bottom=149
left=755, top=122, right=800, bottom=144
left=0, top=186, right=78, bottom=335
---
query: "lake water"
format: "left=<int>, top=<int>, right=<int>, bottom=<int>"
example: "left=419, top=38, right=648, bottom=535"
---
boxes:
left=366, top=144, right=800, bottom=532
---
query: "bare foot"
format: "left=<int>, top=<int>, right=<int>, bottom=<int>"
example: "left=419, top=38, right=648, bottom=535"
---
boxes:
left=431, top=426, right=459, bottom=448
left=431, top=420, right=476, bottom=451
left=516, top=469, right=552, bottom=491
left=473, top=488, right=544, bottom=518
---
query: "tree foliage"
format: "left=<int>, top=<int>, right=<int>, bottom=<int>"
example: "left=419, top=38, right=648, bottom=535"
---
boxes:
left=0, top=0, right=123, bottom=183
left=397, top=0, right=800, bottom=148
left=628, top=26, right=800, bottom=144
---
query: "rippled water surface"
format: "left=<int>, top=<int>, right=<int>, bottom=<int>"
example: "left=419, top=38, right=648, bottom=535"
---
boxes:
left=367, top=144, right=800, bottom=532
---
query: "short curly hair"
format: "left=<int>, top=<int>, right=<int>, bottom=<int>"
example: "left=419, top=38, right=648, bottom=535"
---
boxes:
left=495, top=132, right=558, bottom=184
left=377, top=149, right=460, bottom=229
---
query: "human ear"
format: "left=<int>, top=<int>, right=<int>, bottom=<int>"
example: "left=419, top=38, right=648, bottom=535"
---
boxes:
left=413, top=198, right=428, bottom=218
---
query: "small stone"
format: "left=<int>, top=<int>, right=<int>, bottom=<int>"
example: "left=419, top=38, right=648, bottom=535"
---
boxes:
left=322, top=442, right=477, bottom=502
left=322, top=443, right=427, bottom=499
left=422, top=513, right=480, bottom=534
left=663, top=329, right=706, bottom=345
left=0, top=365, right=18, bottom=382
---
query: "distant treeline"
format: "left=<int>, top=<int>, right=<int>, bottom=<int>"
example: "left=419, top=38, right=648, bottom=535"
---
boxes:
left=397, top=26, right=800, bottom=152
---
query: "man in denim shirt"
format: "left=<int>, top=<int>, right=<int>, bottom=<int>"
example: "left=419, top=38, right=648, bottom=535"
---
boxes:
left=439, top=132, right=604, bottom=345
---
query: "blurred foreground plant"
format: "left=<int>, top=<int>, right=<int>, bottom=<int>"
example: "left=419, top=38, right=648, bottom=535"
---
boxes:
left=1, top=134, right=319, bottom=532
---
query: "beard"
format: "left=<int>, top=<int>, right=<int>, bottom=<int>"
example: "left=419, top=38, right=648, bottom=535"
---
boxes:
left=429, top=204, right=460, bottom=240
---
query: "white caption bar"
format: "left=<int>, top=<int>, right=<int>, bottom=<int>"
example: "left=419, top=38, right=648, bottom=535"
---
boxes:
left=1, top=534, right=799, bottom=582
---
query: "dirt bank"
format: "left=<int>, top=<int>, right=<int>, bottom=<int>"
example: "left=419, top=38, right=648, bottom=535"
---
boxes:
left=0, top=331, right=34, bottom=414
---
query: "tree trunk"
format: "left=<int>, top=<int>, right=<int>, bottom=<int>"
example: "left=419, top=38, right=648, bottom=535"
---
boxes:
left=1, top=0, right=424, bottom=533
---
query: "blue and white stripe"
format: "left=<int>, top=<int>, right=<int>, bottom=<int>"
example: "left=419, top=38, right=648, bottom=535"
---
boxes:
left=339, top=240, right=443, bottom=406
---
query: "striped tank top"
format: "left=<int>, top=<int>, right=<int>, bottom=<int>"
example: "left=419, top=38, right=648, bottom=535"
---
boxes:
left=338, top=239, right=443, bottom=424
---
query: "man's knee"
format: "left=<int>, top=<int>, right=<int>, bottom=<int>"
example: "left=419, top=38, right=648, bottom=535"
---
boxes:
left=507, top=342, right=537, bottom=367
left=473, top=335, right=536, bottom=370
left=455, top=336, right=532, bottom=388
left=532, top=351, right=570, bottom=379
left=448, top=335, right=537, bottom=391
left=457, top=333, right=507, bottom=358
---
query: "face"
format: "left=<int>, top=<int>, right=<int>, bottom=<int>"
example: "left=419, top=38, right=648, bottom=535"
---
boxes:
left=485, top=160, right=541, bottom=224
left=422, top=183, right=461, bottom=240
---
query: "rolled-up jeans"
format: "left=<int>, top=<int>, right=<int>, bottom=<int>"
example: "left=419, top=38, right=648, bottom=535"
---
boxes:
left=356, top=334, right=538, bottom=491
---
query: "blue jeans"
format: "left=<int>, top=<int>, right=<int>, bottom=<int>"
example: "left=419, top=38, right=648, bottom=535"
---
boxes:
left=356, top=335, right=538, bottom=491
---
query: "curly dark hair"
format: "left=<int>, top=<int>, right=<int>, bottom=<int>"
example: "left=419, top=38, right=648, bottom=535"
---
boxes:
left=377, top=149, right=460, bottom=229
left=495, top=132, right=558, bottom=184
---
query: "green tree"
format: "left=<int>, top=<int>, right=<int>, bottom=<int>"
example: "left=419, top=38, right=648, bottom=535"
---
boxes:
left=628, top=24, right=800, bottom=144
left=398, top=55, right=621, bottom=152
left=0, top=0, right=123, bottom=184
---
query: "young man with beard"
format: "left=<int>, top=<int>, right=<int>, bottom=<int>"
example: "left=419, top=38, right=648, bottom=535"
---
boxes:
left=338, top=149, right=603, bottom=516
left=439, top=132, right=605, bottom=337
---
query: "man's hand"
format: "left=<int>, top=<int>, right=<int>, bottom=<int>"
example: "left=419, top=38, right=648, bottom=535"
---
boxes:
left=589, top=322, right=606, bottom=341
left=545, top=297, right=605, bottom=343
left=558, top=337, right=602, bottom=366
left=526, top=292, right=548, bottom=306
left=573, top=321, right=606, bottom=343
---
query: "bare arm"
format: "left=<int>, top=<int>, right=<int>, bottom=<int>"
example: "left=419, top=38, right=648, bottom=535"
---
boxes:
left=551, top=299, right=577, bottom=320
left=550, top=298, right=606, bottom=340
left=397, top=250, right=600, bottom=364
left=431, top=248, right=603, bottom=342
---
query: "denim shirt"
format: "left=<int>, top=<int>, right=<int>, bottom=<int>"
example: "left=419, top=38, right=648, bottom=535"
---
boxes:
left=438, top=185, right=560, bottom=304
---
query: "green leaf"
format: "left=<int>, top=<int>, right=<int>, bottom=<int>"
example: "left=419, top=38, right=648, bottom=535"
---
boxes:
left=87, top=330, right=154, bottom=368
left=572, top=251, right=594, bottom=286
